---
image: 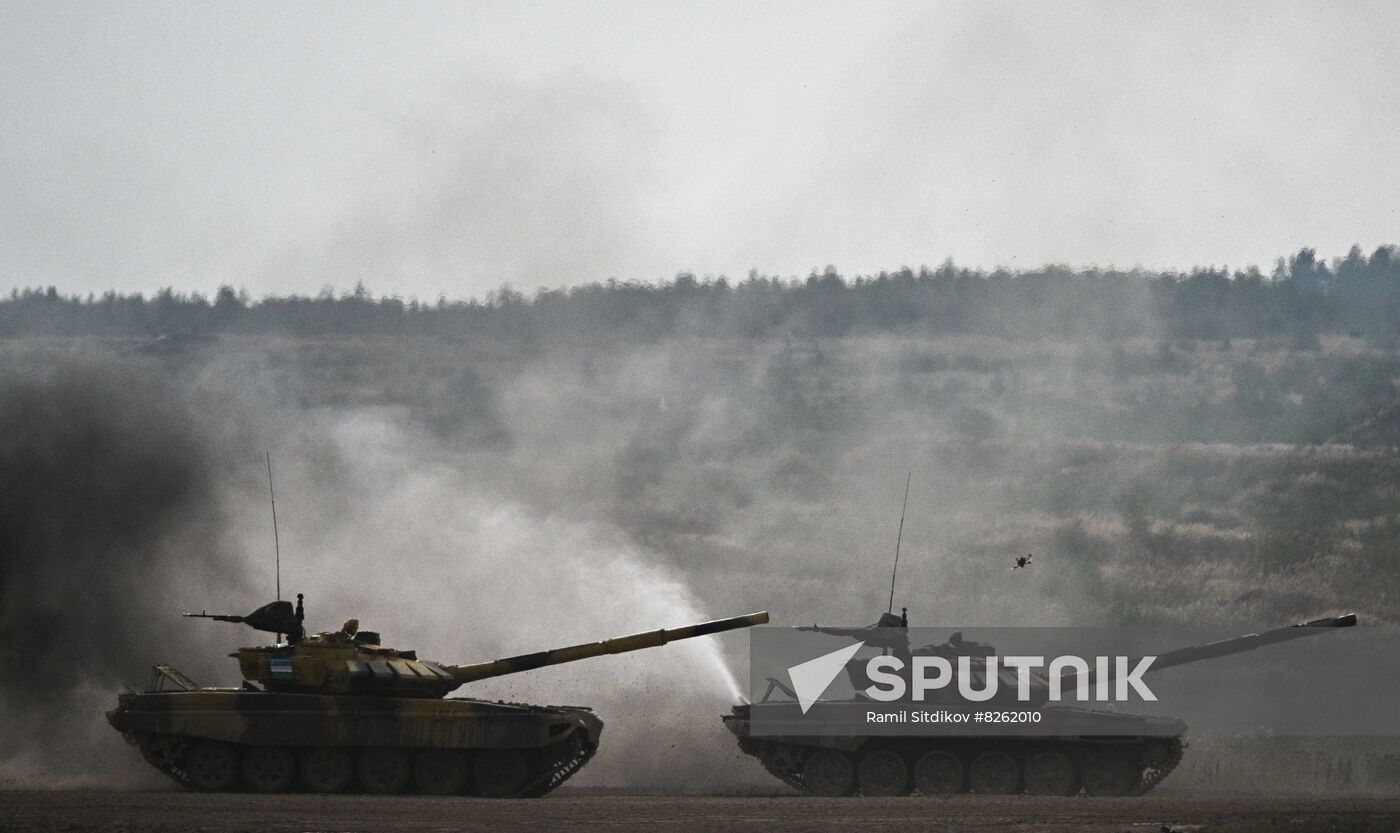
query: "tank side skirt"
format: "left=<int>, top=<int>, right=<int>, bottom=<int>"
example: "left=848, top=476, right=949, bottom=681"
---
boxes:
left=111, top=691, right=594, bottom=749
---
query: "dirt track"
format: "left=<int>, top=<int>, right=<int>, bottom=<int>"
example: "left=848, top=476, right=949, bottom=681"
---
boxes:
left=4, top=791, right=1400, bottom=833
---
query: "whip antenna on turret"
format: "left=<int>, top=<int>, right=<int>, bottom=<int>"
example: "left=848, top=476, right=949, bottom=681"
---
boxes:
left=887, top=472, right=911, bottom=615
left=266, top=452, right=281, bottom=602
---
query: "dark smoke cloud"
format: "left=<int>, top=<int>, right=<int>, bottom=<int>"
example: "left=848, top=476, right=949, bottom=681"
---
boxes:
left=0, top=361, right=249, bottom=782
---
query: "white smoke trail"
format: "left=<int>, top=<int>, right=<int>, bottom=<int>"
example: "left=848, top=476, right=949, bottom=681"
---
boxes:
left=222, top=407, right=751, bottom=787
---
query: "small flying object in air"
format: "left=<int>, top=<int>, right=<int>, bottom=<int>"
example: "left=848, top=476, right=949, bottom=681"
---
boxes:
left=1012, top=552, right=1034, bottom=570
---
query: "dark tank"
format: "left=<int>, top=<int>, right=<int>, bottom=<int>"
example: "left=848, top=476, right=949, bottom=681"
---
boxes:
left=723, top=610, right=1355, bottom=797
left=108, top=594, right=767, bottom=796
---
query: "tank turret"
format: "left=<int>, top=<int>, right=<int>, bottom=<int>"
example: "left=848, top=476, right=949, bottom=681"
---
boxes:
left=188, top=594, right=768, bottom=698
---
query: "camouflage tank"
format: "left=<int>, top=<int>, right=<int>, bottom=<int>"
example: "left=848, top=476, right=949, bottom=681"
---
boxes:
left=108, top=594, right=767, bottom=796
left=723, top=611, right=1356, bottom=797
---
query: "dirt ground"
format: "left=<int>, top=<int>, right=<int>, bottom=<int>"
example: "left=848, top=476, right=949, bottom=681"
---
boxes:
left=3, top=790, right=1400, bottom=833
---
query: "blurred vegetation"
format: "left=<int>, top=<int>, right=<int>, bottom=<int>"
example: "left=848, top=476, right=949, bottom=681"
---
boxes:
left=5, top=245, right=1399, bottom=342
left=5, top=245, right=1400, bottom=628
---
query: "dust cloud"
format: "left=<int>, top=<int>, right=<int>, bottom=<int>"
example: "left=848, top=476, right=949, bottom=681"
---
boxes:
left=2, top=316, right=1397, bottom=792
left=0, top=348, right=770, bottom=790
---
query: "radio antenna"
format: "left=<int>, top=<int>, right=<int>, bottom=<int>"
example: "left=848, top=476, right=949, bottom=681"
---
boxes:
left=266, top=452, right=282, bottom=601
left=887, top=472, right=911, bottom=615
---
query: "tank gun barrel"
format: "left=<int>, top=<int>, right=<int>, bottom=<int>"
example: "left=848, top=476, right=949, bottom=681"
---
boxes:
left=1052, top=613, right=1357, bottom=699
left=1146, top=612, right=1356, bottom=674
left=447, top=611, right=769, bottom=684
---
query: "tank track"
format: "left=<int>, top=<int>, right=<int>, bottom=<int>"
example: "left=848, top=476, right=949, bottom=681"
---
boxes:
left=523, top=733, right=597, bottom=797
left=136, top=733, right=193, bottom=788
left=1132, top=737, right=1185, bottom=796
left=127, top=731, right=595, bottom=797
left=741, top=737, right=1185, bottom=796
left=741, top=739, right=806, bottom=792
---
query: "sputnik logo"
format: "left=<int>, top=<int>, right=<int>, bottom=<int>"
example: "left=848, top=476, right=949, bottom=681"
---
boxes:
left=786, top=641, right=864, bottom=714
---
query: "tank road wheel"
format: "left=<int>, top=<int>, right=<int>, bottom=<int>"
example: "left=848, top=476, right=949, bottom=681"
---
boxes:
left=912, top=749, right=965, bottom=795
left=968, top=750, right=1021, bottom=795
left=1081, top=752, right=1139, bottom=797
left=1023, top=750, right=1078, bottom=796
left=357, top=748, right=411, bottom=794
left=413, top=749, right=469, bottom=795
left=857, top=749, right=910, bottom=796
left=242, top=746, right=296, bottom=793
left=801, top=750, right=856, bottom=796
left=183, top=741, right=240, bottom=792
left=473, top=749, right=532, bottom=798
left=300, top=748, right=354, bottom=794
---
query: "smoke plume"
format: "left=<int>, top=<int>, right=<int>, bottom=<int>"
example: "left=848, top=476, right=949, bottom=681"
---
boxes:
left=0, top=361, right=251, bottom=784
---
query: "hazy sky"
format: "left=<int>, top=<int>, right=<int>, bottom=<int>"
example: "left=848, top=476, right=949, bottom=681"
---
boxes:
left=3, top=1, right=1397, bottom=300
